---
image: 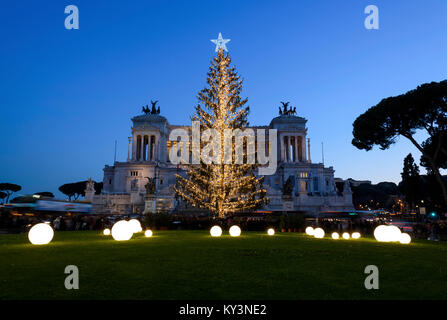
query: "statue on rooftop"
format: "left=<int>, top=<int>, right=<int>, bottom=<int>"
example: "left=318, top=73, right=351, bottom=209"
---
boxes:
left=141, top=100, right=161, bottom=115
left=279, top=101, right=297, bottom=116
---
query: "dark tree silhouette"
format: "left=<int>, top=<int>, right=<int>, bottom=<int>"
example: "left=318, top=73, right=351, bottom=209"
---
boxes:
left=0, top=191, right=7, bottom=204
left=351, top=182, right=398, bottom=210
left=421, top=131, right=447, bottom=171
left=399, top=153, right=422, bottom=210
left=59, top=180, right=103, bottom=201
left=59, top=182, right=86, bottom=201
left=352, top=80, right=447, bottom=206
left=0, top=183, right=22, bottom=203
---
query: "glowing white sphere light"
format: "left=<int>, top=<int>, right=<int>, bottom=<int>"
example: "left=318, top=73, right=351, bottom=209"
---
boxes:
left=111, top=220, right=133, bottom=241
left=399, top=232, right=411, bottom=244
left=229, top=225, right=242, bottom=237
left=28, top=223, right=54, bottom=245
left=103, top=228, right=111, bottom=235
left=144, top=229, right=153, bottom=237
left=374, top=225, right=389, bottom=242
left=342, top=232, right=350, bottom=240
left=388, top=226, right=402, bottom=242
left=128, top=219, right=142, bottom=233
left=313, top=228, right=325, bottom=239
left=374, top=225, right=403, bottom=242
left=331, top=232, right=339, bottom=240
left=267, top=228, right=275, bottom=236
left=305, top=227, right=314, bottom=236
left=352, top=232, right=361, bottom=239
left=210, top=225, right=222, bottom=237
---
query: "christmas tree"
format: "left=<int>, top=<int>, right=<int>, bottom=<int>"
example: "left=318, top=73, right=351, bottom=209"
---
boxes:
left=174, top=49, right=268, bottom=218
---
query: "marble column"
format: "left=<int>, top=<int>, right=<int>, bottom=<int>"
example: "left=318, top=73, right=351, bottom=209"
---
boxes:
left=154, top=135, right=158, bottom=161
left=132, top=135, right=137, bottom=161
left=127, top=137, right=131, bottom=161
left=140, top=136, right=144, bottom=161
left=294, top=136, right=298, bottom=162
left=302, top=136, right=307, bottom=162
left=307, top=138, right=311, bottom=163
left=280, top=135, right=285, bottom=162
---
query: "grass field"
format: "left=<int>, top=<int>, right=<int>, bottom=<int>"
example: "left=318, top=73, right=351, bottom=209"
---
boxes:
left=1, top=230, right=447, bottom=300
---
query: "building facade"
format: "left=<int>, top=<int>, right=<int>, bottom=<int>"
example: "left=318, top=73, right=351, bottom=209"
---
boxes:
left=86, top=109, right=354, bottom=215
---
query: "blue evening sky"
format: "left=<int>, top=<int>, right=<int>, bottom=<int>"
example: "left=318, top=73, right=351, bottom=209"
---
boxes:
left=1, top=0, right=446, bottom=198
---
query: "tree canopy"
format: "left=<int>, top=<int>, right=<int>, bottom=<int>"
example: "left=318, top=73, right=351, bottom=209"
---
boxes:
left=58, top=180, right=103, bottom=201
left=0, top=183, right=22, bottom=203
left=352, top=80, right=447, bottom=205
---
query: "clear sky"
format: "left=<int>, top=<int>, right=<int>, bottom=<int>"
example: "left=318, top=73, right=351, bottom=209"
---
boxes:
left=1, top=0, right=447, bottom=198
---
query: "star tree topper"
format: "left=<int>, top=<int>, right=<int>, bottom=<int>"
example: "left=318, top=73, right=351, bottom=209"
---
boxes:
left=210, top=33, right=230, bottom=52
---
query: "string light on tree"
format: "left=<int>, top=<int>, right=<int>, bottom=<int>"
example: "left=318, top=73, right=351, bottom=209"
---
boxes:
left=174, top=38, right=268, bottom=218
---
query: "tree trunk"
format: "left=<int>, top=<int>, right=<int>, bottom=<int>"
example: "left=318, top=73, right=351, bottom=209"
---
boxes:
left=405, top=134, right=447, bottom=207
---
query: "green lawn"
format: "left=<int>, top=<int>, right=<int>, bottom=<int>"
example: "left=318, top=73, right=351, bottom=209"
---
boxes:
left=1, top=230, right=447, bottom=300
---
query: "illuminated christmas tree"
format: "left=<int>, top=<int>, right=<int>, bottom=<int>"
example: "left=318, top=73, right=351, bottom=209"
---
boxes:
left=174, top=49, right=268, bottom=218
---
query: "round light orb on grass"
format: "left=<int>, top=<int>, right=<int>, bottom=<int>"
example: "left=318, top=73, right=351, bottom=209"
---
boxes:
left=111, top=220, right=133, bottom=241
left=103, top=228, right=111, bottom=236
left=144, top=229, right=153, bottom=237
left=128, top=219, right=142, bottom=233
left=229, top=225, right=242, bottom=237
left=342, top=232, right=350, bottom=240
left=331, top=232, right=339, bottom=240
left=374, top=225, right=403, bottom=243
left=388, top=226, right=402, bottom=242
left=374, top=225, right=389, bottom=242
left=305, top=226, right=314, bottom=236
left=210, top=225, right=222, bottom=237
left=313, top=228, right=325, bottom=239
left=28, top=223, right=54, bottom=245
left=267, top=228, right=275, bottom=236
left=352, top=232, right=361, bottom=239
left=399, top=232, right=412, bottom=244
